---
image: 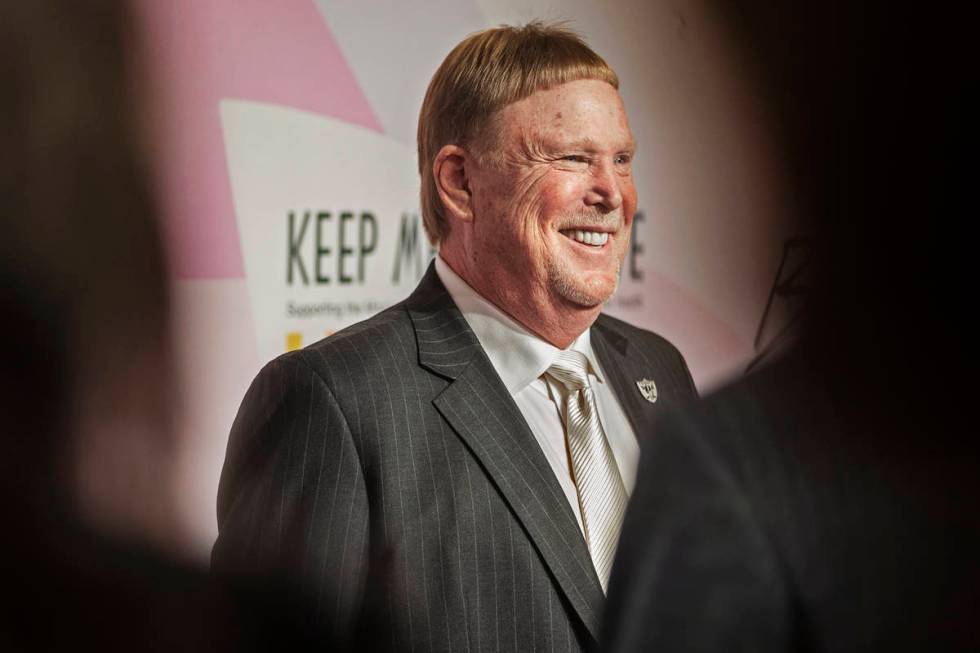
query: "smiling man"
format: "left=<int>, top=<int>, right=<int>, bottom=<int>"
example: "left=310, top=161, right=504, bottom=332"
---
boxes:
left=213, top=22, right=695, bottom=651
left=435, top=77, right=636, bottom=348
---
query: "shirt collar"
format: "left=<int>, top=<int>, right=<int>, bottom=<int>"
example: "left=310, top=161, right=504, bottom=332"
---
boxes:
left=435, top=255, right=603, bottom=394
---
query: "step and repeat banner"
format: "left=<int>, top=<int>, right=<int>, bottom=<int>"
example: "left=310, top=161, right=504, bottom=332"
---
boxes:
left=138, top=0, right=797, bottom=555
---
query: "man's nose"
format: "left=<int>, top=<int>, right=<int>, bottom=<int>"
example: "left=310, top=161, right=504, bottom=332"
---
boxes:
left=585, top=159, right=624, bottom=212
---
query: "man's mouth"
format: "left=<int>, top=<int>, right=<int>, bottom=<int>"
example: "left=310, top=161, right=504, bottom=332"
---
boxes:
left=560, top=229, right=610, bottom=247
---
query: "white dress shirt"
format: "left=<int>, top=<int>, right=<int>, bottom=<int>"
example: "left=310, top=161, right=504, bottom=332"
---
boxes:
left=435, top=256, right=640, bottom=535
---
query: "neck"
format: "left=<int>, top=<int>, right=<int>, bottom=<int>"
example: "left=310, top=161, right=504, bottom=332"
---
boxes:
left=503, top=298, right=599, bottom=349
left=440, top=249, right=600, bottom=349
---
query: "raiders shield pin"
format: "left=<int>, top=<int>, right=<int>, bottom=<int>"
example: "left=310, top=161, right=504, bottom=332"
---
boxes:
left=636, top=378, right=658, bottom=403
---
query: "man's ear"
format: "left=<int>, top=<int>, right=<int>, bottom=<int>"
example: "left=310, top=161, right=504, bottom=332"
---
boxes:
left=433, top=145, right=475, bottom=222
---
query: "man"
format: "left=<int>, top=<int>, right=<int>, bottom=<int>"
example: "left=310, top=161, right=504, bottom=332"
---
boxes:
left=213, top=22, right=695, bottom=651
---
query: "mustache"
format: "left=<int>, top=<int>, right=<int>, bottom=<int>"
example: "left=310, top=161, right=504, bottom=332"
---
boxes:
left=555, top=208, right=624, bottom=231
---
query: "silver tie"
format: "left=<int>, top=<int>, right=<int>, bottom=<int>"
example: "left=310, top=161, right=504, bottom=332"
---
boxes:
left=548, top=350, right=628, bottom=592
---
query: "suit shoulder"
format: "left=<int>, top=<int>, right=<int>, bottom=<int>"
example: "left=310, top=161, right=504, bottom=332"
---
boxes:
left=596, top=312, right=686, bottom=360
left=306, top=300, right=412, bottom=354
left=265, top=301, right=416, bottom=391
left=595, top=312, right=696, bottom=395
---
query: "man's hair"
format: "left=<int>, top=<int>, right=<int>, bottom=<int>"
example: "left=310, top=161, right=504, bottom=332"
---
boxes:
left=417, top=21, right=618, bottom=245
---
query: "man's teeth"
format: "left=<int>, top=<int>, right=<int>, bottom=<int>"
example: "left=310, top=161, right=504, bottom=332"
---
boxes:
left=567, top=230, right=609, bottom=246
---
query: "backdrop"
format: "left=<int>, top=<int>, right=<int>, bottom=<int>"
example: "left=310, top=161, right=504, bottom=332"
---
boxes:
left=136, top=0, right=797, bottom=558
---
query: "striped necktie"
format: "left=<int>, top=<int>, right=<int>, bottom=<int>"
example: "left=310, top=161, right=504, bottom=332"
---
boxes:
left=547, top=349, right=628, bottom=592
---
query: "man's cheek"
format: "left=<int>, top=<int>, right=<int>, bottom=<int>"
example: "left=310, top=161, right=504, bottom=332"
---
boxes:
left=622, top=180, right=638, bottom=213
left=615, top=231, right=632, bottom=266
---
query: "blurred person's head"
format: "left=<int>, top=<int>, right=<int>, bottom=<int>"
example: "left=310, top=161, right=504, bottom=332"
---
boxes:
left=418, top=22, right=636, bottom=347
left=716, top=2, right=970, bottom=421
left=0, top=0, right=178, bottom=547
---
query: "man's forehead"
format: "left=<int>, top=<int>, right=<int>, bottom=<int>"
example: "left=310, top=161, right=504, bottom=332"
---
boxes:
left=502, top=82, right=634, bottom=148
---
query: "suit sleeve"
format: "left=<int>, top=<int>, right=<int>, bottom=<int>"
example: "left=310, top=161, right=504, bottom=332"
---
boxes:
left=211, top=354, right=369, bottom=643
left=603, top=410, right=792, bottom=653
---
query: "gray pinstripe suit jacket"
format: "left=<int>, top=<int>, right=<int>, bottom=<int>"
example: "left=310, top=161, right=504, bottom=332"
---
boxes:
left=212, top=264, right=696, bottom=651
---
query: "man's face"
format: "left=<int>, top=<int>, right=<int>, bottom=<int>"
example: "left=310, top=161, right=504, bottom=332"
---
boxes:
left=467, top=78, right=637, bottom=315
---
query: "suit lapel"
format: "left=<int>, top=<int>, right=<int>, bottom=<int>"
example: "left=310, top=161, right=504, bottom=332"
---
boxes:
left=406, top=264, right=605, bottom=643
left=591, top=317, right=662, bottom=448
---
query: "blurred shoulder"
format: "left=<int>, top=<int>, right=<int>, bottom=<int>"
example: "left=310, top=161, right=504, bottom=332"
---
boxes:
left=647, top=351, right=830, bottom=496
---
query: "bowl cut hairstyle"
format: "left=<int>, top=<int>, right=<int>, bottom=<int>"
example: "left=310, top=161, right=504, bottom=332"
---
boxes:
left=417, top=21, right=618, bottom=245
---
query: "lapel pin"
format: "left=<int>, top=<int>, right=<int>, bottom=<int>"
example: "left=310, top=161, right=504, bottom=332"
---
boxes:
left=636, top=378, right=658, bottom=404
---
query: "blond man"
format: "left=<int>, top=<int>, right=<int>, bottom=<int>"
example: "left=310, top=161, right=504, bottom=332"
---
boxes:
left=214, top=22, right=695, bottom=651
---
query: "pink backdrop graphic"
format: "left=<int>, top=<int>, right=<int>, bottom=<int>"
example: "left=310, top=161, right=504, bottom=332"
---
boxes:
left=142, top=0, right=382, bottom=279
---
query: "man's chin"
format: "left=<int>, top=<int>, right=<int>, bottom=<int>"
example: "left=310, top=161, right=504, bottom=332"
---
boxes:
left=551, top=273, right=619, bottom=309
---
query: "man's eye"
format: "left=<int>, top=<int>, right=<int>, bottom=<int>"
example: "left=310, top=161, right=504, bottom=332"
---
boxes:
left=614, top=154, right=632, bottom=165
left=561, top=155, right=588, bottom=163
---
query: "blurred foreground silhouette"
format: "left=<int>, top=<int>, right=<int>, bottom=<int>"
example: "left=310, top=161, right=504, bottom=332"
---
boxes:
left=0, top=2, right=332, bottom=648
left=605, top=2, right=976, bottom=651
